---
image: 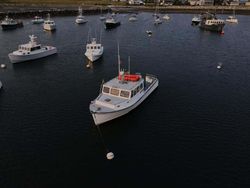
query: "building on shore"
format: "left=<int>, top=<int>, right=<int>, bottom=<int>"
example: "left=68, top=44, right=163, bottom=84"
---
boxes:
left=188, top=0, right=214, bottom=5
left=128, top=0, right=145, bottom=5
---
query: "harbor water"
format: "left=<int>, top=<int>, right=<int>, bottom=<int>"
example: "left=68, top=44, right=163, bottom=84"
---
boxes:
left=0, top=13, right=250, bottom=187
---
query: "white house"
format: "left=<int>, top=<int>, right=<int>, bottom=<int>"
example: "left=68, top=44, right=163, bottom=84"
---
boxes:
left=128, top=0, right=145, bottom=5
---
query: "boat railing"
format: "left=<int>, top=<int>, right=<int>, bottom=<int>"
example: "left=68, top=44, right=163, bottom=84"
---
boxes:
left=145, top=74, right=158, bottom=89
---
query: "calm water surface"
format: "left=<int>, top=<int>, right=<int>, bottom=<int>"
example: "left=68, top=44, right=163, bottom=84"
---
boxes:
left=0, top=13, right=250, bottom=187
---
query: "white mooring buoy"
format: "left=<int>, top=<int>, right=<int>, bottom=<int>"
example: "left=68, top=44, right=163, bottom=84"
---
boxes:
left=106, top=152, right=114, bottom=160
left=0, top=64, right=6, bottom=69
left=217, top=63, right=223, bottom=70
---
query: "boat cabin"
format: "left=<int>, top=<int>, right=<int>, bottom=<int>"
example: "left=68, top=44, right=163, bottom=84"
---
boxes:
left=18, top=44, right=41, bottom=52
left=86, top=38, right=102, bottom=50
left=101, top=76, right=144, bottom=99
left=205, top=19, right=224, bottom=25
left=44, top=21, right=55, bottom=25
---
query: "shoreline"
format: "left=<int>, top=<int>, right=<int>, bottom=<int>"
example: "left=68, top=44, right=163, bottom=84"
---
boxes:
left=1, top=4, right=250, bottom=18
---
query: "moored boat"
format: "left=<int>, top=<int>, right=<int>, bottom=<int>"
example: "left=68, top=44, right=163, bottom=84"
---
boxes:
left=129, top=14, right=138, bottom=22
left=104, top=15, right=120, bottom=29
left=163, top=14, right=170, bottom=20
left=8, top=35, right=57, bottom=63
left=85, top=38, right=104, bottom=62
left=199, top=12, right=225, bottom=33
left=1, top=15, right=23, bottom=30
left=154, top=15, right=162, bottom=25
left=75, top=7, right=88, bottom=24
left=31, top=16, right=44, bottom=24
left=89, top=47, right=159, bottom=125
left=192, top=15, right=201, bottom=25
left=226, top=8, right=238, bottom=24
left=43, top=13, right=56, bottom=31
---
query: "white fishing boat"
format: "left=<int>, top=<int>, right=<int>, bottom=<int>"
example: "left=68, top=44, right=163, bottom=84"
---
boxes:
left=1, top=15, right=23, bottom=30
left=85, top=38, right=104, bottom=62
left=43, top=13, right=56, bottom=31
left=100, top=15, right=106, bottom=21
left=191, top=15, right=201, bottom=25
left=99, top=7, right=106, bottom=21
left=226, top=8, right=238, bottom=24
left=162, top=14, right=170, bottom=20
left=8, top=35, right=57, bottom=63
left=153, top=2, right=162, bottom=25
left=199, top=12, right=225, bottom=33
left=89, top=47, right=159, bottom=125
left=129, top=14, right=137, bottom=22
left=31, top=16, right=44, bottom=24
left=104, top=14, right=120, bottom=29
left=154, top=15, right=163, bottom=25
left=75, top=7, right=88, bottom=24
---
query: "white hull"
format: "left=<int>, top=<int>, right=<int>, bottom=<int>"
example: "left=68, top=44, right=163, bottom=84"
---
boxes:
left=90, top=78, right=158, bottom=125
left=8, top=47, right=57, bottom=63
left=75, top=19, right=87, bottom=24
left=226, top=19, right=238, bottom=23
left=43, top=24, right=56, bottom=31
left=85, top=50, right=103, bottom=62
left=163, top=15, right=170, bottom=20
left=32, top=19, right=44, bottom=24
left=100, top=16, right=106, bottom=21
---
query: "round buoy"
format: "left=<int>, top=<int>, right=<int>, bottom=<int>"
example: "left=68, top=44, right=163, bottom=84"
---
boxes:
left=0, top=64, right=6, bottom=69
left=106, top=152, right=114, bottom=160
left=217, top=63, right=223, bottom=69
left=86, top=64, right=90, bottom=68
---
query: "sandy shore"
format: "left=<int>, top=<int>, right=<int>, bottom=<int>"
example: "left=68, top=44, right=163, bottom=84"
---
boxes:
left=1, top=4, right=250, bottom=18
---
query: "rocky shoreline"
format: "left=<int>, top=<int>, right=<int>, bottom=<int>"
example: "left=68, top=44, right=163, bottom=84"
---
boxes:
left=1, top=4, right=250, bottom=19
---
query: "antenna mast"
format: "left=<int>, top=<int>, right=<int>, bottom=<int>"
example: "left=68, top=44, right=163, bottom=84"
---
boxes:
left=128, top=56, right=130, bottom=74
left=118, top=42, right=120, bottom=76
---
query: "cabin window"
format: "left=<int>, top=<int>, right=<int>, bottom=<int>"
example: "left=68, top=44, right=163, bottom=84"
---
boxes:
left=110, top=88, right=119, bottom=96
left=120, top=90, right=130, bottom=98
left=91, top=47, right=93, bottom=49
left=140, top=83, right=143, bottom=90
left=94, top=46, right=96, bottom=49
left=98, top=46, right=100, bottom=49
left=136, top=86, right=140, bottom=93
left=132, top=89, right=137, bottom=96
left=131, top=91, right=134, bottom=98
left=31, top=46, right=41, bottom=51
left=102, top=86, right=110, bottom=94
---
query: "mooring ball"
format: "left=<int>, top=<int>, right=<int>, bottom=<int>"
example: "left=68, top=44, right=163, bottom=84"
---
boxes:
left=106, top=152, right=114, bottom=160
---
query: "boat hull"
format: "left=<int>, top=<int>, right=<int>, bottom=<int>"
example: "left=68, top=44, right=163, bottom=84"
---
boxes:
left=90, top=77, right=159, bottom=125
left=8, top=47, right=57, bottom=63
left=105, top=22, right=120, bottom=29
left=199, top=23, right=225, bottom=32
left=32, top=20, right=44, bottom=24
left=43, top=24, right=56, bottom=31
left=226, top=19, right=238, bottom=23
left=192, top=21, right=200, bottom=25
left=1, top=22, right=23, bottom=30
left=85, top=49, right=103, bottom=62
left=75, top=19, right=87, bottom=24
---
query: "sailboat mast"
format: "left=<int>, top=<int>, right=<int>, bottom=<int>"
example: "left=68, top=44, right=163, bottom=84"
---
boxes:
left=100, top=29, right=102, bottom=43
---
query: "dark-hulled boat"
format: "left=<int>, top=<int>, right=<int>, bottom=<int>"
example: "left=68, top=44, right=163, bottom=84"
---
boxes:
left=104, top=16, right=120, bottom=29
left=199, top=12, right=225, bottom=33
left=1, top=16, right=23, bottom=30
